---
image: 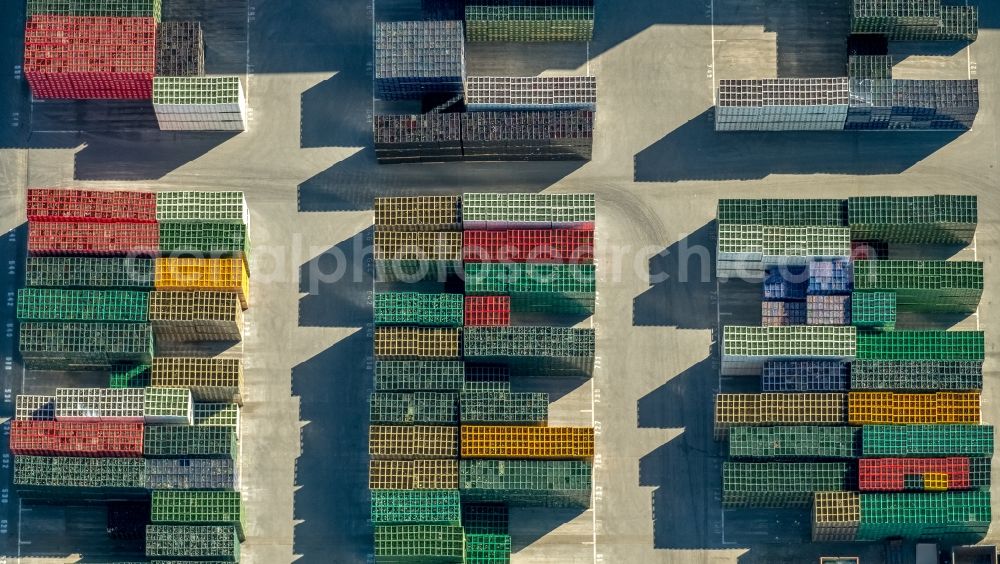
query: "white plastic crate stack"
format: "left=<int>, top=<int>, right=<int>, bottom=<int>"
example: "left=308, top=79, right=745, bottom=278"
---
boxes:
left=717, top=225, right=851, bottom=280
left=52, top=387, right=194, bottom=425
left=153, top=76, right=247, bottom=131
left=715, top=78, right=850, bottom=132
left=464, top=76, right=597, bottom=111
left=721, top=326, right=857, bottom=376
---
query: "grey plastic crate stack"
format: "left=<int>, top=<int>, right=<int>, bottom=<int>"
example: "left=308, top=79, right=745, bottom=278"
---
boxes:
left=715, top=78, right=851, bottom=132
left=464, top=76, right=597, bottom=111
left=464, top=0, right=595, bottom=42
left=846, top=79, right=979, bottom=131
left=156, top=21, right=205, bottom=77
left=462, top=109, right=593, bottom=160
left=850, top=0, right=978, bottom=41
left=374, top=114, right=463, bottom=164
left=848, top=55, right=893, bottom=80
left=375, top=20, right=465, bottom=100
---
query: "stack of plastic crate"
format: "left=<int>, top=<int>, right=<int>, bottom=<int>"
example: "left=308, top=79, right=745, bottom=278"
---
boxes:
left=806, top=260, right=852, bottom=326
left=153, top=76, right=248, bottom=131
left=464, top=0, right=595, bottom=42
left=14, top=187, right=248, bottom=561
left=374, top=20, right=465, bottom=100
left=850, top=0, right=978, bottom=41
left=23, top=0, right=159, bottom=99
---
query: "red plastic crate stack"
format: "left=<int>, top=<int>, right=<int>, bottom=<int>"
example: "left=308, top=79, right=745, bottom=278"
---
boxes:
left=24, top=16, right=157, bottom=99
left=858, top=457, right=971, bottom=491
left=9, top=420, right=144, bottom=457
left=464, top=296, right=511, bottom=326
left=463, top=229, right=594, bottom=263
left=27, top=188, right=157, bottom=223
left=27, top=188, right=160, bottom=256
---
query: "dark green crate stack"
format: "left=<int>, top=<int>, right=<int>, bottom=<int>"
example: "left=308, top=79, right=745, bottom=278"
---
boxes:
left=151, top=490, right=246, bottom=541
left=847, top=195, right=977, bottom=244
left=372, top=197, right=468, bottom=563
left=856, top=491, right=990, bottom=541
left=728, top=426, right=860, bottom=459
left=463, top=326, right=595, bottom=377
left=464, top=263, right=596, bottom=314
left=375, top=292, right=464, bottom=326
left=464, top=1, right=595, bottom=42
left=157, top=192, right=250, bottom=260
left=13, top=456, right=147, bottom=499
left=460, top=459, right=591, bottom=508
left=723, top=462, right=855, bottom=507
left=146, top=524, right=240, bottom=562
left=853, top=260, right=982, bottom=313
left=850, top=291, right=896, bottom=330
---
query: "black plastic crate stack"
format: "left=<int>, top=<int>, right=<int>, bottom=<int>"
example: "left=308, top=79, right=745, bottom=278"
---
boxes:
left=846, top=79, right=979, bottom=130
left=374, top=113, right=463, bottom=164
left=156, top=21, right=206, bottom=77
left=462, top=109, right=593, bottom=160
left=374, top=20, right=466, bottom=101
left=715, top=78, right=851, bottom=132
left=850, top=0, right=978, bottom=41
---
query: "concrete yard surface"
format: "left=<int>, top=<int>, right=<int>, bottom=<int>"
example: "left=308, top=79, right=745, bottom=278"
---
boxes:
left=0, top=0, right=998, bottom=562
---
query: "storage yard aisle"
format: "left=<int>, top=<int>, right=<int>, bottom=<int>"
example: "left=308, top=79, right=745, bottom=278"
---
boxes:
left=1, top=0, right=999, bottom=564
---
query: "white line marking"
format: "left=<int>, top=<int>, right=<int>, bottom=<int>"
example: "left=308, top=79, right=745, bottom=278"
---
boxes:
left=710, top=0, right=717, bottom=104
left=17, top=499, right=21, bottom=561
left=591, top=371, right=597, bottom=562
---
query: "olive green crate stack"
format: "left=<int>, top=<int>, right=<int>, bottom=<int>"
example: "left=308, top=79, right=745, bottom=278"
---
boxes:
left=722, top=462, right=855, bottom=507
left=145, top=524, right=240, bottom=562
left=812, top=491, right=862, bottom=541
left=18, top=322, right=154, bottom=369
left=847, top=195, right=977, bottom=244
left=459, top=391, right=548, bottom=425
left=375, top=196, right=462, bottom=231
left=374, top=231, right=463, bottom=281
left=151, top=490, right=246, bottom=540
left=193, top=403, right=241, bottom=437
left=464, top=3, right=594, bottom=42
left=151, top=357, right=245, bottom=404
left=853, top=260, right=983, bottom=313
left=369, top=460, right=460, bottom=490
left=370, top=392, right=459, bottom=425
left=374, top=327, right=461, bottom=359
left=374, top=361, right=466, bottom=392
left=851, top=291, right=897, bottom=330
left=459, top=460, right=592, bottom=509
left=25, top=257, right=155, bottom=289
left=374, top=292, right=464, bottom=326
left=728, top=426, right=860, bottom=459
left=144, top=425, right=238, bottom=459
left=148, top=290, right=244, bottom=342
left=714, top=393, right=849, bottom=440
left=159, top=222, right=249, bottom=258
left=14, top=456, right=147, bottom=499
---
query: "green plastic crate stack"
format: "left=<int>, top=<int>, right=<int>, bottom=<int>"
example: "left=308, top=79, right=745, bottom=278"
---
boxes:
left=144, top=387, right=194, bottom=425
left=193, top=403, right=241, bottom=434
left=466, top=533, right=512, bottom=564
left=716, top=223, right=764, bottom=279
left=855, top=330, right=985, bottom=361
left=464, top=2, right=594, bottom=42
left=14, top=456, right=147, bottom=499
left=861, top=425, right=994, bottom=457
left=459, top=391, right=548, bottom=424
left=885, top=5, right=979, bottom=40
left=464, top=263, right=596, bottom=314
left=144, top=425, right=238, bottom=459
left=462, top=503, right=508, bottom=535
left=728, top=426, right=860, bottom=459
left=374, top=292, right=464, bottom=326
left=158, top=222, right=249, bottom=258
left=16, top=288, right=149, bottom=322
left=370, top=392, right=459, bottom=425
left=371, top=489, right=462, bottom=525
left=25, top=257, right=155, bottom=289
left=109, top=364, right=152, bottom=388
left=850, top=360, right=982, bottom=390
left=851, top=291, right=897, bottom=330
left=145, top=524, right=240, bottom=562
left=463, top=366, right=511, bottom=393
left=850, top=0, right=941, bottom=33
left=848, top=55, right=893, bottom=79
left=722, top=462, right=854, bottom=507
left=721, top=326, right=857, bottom=376
left=374, top=524, right=466, bottom=563
left=853, top=260, right=983, bottom=313
left=151, top=490, right=246, bottom=541
left=461, top=193, right=595, bottom=229
left=717, top=198, right=847, bottom=226
left=462, top=326, right=595, bottom=377
left=460, top=460, right=592, bottom=508
left=856, top=491, right=990, bottom=541
left=18, top=322, right=154, bottom=369
left=847, top=195, right=977, bottom=244
left=374, top=361, right=466, bottom=392
left=27, top=0, right=161, bottom=20
left=157, top=191, right=249, bottom=224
